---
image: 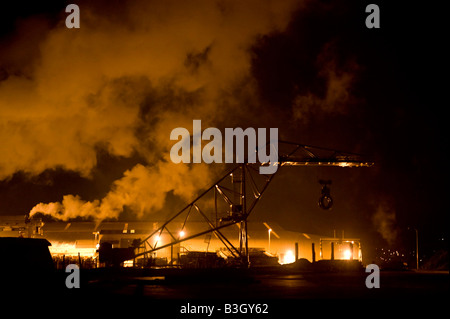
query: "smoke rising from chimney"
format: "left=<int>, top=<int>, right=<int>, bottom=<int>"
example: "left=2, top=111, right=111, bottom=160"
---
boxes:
left=30, top=162, right=212, bottom=220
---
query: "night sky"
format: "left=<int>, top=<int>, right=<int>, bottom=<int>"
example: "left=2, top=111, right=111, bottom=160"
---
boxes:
left=0, top=1, right=446, bottom=260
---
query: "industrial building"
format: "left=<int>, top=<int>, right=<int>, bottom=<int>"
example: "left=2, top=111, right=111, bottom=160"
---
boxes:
left=0, top=215, right=361, bottom=268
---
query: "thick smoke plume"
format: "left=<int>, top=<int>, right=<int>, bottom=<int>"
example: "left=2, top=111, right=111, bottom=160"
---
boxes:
left=0, top=0, right=302, bottom=220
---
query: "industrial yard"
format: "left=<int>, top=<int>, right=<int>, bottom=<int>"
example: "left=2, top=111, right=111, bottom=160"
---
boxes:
left=0, top=1, right=448, bottom=316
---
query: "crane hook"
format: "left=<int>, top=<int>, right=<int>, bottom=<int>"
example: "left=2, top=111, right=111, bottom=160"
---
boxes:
left=318, top=180, right=333, bottom=210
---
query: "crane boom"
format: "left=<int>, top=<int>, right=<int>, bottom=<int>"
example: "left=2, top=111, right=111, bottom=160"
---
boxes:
left=276, top=141, right=373, bottom=167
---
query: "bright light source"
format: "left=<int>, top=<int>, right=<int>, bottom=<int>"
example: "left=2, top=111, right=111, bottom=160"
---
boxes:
left=282, top=250, right=295, bottom=264
left=343, top=249, right=352, bottom=260
left=155, top=235, right=161, bottom=242
left=179, top=230, right=185, bottom=238
left=338, top=162, right=351, bottom=167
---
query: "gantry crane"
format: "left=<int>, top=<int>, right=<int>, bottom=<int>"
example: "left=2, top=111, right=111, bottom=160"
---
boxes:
left=133, top=141, right=373, bottom=267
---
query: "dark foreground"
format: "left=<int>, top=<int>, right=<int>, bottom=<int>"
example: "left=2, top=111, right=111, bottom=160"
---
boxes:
left=80, top=267, right=449, bottom=299
left=3, top=266, right=448, bottom=316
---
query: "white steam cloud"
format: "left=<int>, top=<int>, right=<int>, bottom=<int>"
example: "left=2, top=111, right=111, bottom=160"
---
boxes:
left=372, top=201, right=398, bottom=246
left=0, top=0, right=302, bottom=220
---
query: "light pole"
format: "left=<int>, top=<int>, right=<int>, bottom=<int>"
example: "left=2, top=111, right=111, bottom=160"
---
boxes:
left=268, top=228, right=272, bottom=253
left=408, top=227, right=419, bottom=270
left=414, top=228, right=419, bottom=270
